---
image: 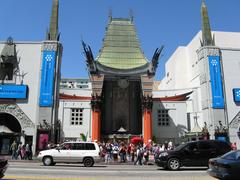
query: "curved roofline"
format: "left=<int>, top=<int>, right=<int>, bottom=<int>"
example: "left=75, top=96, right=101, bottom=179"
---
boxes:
left=96, top=61, right=150, bottom=76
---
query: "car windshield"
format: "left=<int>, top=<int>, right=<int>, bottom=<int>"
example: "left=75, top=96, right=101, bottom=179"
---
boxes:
left=174, top=143, right=187, bottom=151
left=221, top=150, right=240, bottom=160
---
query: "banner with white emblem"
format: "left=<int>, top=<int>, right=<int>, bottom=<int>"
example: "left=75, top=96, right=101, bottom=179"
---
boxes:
left=39, top=51, right=56, bottom=106
left=208, top=56, right=224, bottom=108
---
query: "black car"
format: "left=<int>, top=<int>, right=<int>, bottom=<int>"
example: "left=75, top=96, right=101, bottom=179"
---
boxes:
left=0, top=158, right=8, bottom=179
left=155, top=140, right=231, bottom=170
left=207, top=150, right=240, bottom=180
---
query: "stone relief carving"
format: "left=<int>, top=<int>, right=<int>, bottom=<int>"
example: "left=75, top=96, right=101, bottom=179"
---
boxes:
left=42, top=42, right=58, bottom=51
left=229, top=111, right=240, bottom=129
left=0, top=104, right=35, bottom=129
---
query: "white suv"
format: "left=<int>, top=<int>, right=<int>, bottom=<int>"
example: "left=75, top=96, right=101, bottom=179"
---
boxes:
left=37, top=142, right=101, bottom=167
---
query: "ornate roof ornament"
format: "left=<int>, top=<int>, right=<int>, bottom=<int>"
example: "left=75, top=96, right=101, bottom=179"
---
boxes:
left=200, top=0, right=215, bottom=46
left=108, top=9, right=112, bottom=22
left=46, top=0, right=60, bottom=41
left=82, top=41, right=97, bottom=74
left=148, top=45, right=164, bottom=76
left=129, top=9, right=134, bottom=23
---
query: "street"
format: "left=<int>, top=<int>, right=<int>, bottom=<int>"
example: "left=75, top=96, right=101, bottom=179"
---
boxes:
left=4, top=161, right=216, bottom=180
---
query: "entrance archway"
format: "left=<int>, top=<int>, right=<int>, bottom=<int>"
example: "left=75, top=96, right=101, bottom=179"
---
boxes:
left=0, top=113, right=22, bottom=154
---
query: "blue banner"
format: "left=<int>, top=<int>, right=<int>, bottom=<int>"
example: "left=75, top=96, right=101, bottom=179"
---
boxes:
left=39, top=51, right=56, bottom=107
left=208, top=56, right=224, bottom=108
left=233, top=88, right=240, bottom=102
left=0, top=85, right=28, bottom=99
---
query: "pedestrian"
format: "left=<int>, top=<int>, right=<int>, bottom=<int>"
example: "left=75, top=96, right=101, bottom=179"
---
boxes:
left=25, top=143, right=32, bottom=160
left=10, top=140, right=17, bottom=160
left=21, top=144, right=26, bottom=159
left=105, top=143, right=112, bottom=163
left=16, top=142, right=22, bottom=160
left=119, top=143, right=126, bottom=163
left=130, top=143, right=136, bottom=162
left=134, top=145, right=143, bottom=165
left=231, top=142, right=237, bottom=150
left=143, top=147, right=149, bottom=165
left=168, top=140, right=173, bottom=150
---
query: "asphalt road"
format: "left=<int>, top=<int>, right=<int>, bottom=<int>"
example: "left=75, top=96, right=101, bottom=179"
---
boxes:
left=4, top=161, right=216, bottom=180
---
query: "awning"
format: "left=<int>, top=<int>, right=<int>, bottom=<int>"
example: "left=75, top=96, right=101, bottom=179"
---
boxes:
left=0, top=125, right=14, bottom=134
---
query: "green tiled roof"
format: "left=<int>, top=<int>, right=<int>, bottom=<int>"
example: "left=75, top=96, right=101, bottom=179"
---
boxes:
left=96, top=18, right=148, bottom=69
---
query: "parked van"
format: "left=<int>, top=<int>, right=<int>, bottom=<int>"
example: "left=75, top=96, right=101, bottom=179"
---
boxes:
left=155, top=140, right=231, bottom=170
left=37, top=141, right=101, bottom=167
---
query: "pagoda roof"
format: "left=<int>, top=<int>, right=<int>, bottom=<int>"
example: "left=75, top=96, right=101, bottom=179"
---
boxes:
left=96, top=18, right=148, bottom=69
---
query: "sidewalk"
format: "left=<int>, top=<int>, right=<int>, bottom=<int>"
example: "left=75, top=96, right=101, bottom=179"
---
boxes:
left=1, top=155, right=39, bottom=162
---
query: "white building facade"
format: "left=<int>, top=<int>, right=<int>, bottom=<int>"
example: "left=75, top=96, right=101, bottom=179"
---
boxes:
left=0, top=40, right=62, bottom=155
left=0, top=0, right=62, bottom=155
left=159, top=31, right=240, bottom=148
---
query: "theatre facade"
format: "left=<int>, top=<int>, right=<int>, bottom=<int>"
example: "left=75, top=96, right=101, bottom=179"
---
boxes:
left=59, top=16, right=191, bottom=145
left=59, top=2, right=240, bottom=148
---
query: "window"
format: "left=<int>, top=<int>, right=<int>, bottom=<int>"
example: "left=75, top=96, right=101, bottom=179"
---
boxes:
left=187, top=143, right=198, bottom=151
left=158, top=109, right=170, bottom=126
left=73, top=143, right=85, bottom=150
left=70, top=108, right=83, bottom=125
left=72, top=143, right=96, bottom=150
left=61, top=143, right=72, bottom=150
left=199, top=141, right=212, bottom=150
left=86, top=143, right=96, bottom=150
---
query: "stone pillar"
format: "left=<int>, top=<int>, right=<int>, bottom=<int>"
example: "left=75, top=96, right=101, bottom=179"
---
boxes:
left=142, top=95, right=153, bottom=145
left=91, top=95, right=101, bottom=142
left=196, top=46, right=227, bottom=139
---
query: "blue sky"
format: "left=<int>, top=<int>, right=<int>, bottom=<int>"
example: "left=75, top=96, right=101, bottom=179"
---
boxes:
left=0, top=0, right=240, bottom=80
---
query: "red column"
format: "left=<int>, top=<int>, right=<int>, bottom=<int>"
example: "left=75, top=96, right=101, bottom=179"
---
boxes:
left=92, top=109, right=100, bottom=142
left=143, top=109, right=152, bottom=145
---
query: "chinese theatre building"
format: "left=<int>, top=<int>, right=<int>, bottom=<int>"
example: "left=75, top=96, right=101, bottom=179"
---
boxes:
left=82, top=16, right=163, bottom=144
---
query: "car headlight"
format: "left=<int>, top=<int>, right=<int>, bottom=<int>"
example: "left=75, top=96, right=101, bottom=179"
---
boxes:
left=159, top=152, right=168, bottom=157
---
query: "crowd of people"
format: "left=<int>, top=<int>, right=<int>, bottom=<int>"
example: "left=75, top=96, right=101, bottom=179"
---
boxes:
left=98, top=140, right=174, bottom=165
left=10, top=141, right=33, bottom=160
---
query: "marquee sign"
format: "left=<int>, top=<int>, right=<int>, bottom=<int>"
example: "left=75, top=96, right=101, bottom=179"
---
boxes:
left=0, top=85, right=28, bottom=99
left=39, top=51, right=56, bottom=107
left=208, top=56, right=224, bottom=109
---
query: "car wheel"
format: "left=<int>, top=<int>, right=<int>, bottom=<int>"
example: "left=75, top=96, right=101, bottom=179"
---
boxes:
left=167, top=158, right=180, bottom=170
left=83, top=157, right=94, bottom=167
left=43, top=156, right=53, bottom=166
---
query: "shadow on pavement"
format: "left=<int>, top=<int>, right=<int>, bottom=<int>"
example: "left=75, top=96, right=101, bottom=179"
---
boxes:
left=157, top=167, right=208, bottom=171
left=44, top=164, right=107, bottom=168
